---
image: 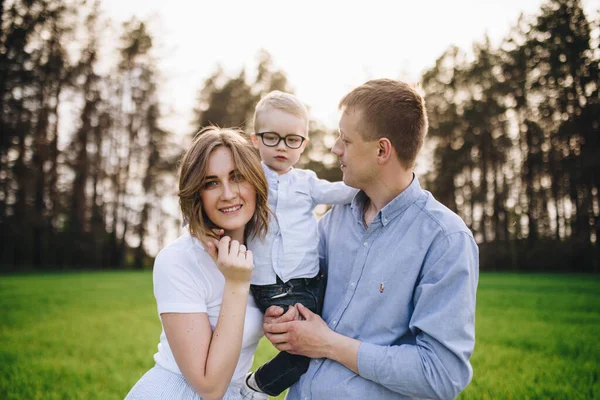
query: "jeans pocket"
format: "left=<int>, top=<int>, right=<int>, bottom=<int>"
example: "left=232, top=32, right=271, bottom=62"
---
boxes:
left=251, top=285, right=289, bottom=312
left=269, top=291, right=289, bottom=299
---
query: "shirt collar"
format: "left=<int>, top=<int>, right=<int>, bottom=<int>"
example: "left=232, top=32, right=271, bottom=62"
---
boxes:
left=261, top=161, right=282, bottom=183
left=351, top=174, right=423, bottom=226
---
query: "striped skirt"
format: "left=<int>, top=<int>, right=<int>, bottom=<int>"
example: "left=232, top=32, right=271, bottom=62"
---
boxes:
left=125, top=364, right=261, bottom=400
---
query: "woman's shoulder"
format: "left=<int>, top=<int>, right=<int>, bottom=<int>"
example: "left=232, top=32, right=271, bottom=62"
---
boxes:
left=154, top=231, right=212, bottom=270
left=153, top=232, right=221, bottom=307
left=152, top=231, right=222, bottom=298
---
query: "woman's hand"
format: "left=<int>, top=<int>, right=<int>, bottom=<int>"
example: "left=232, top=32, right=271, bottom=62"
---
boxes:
left=199, top=228, right=225, bottom=263
left=163, top=234, right=254, bottom=399
left=216, top=236, right=253, bottom=283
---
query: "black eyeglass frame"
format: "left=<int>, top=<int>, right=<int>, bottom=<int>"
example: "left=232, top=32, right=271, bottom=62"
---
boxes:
left=255, top=131, right=307, bottom=149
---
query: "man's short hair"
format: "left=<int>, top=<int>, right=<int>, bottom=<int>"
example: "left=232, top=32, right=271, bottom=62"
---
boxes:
left=339, top=79, right=428, bottom=169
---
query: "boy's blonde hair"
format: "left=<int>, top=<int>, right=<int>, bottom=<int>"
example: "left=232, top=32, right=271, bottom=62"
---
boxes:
left=253, top=90, right=309, bottom=135
left=178, top=126, right=270, bottom=241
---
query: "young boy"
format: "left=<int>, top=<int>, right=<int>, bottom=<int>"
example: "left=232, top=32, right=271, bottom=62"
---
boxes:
left=243, top=91, right=357, bottom=398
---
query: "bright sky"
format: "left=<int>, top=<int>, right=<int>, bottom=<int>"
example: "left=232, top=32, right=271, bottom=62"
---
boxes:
left=100, top=0, right=596, bottom=136
left=97, top=0, right=596, bottom=254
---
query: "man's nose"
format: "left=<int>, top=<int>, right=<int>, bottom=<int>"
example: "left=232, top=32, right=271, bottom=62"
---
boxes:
left=332, top=138, right=342, bottom=156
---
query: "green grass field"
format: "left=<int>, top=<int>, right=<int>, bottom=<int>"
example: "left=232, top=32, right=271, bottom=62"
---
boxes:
left=0, top=272, right=598, bottom=400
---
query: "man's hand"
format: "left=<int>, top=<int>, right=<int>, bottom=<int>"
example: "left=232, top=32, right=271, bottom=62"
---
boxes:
left=264, top=303, right=335, bottom=359
left=264, top=304, right=298, bottom=324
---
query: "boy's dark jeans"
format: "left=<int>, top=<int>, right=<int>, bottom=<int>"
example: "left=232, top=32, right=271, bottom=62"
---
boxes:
left=250, top=271, right=326, bottom=396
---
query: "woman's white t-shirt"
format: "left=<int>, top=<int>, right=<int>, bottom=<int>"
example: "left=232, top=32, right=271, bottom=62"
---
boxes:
left=152, top=231, right=264, bottom=383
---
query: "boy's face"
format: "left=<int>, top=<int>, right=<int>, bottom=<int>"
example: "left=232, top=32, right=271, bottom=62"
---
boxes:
left=251, top=108, right=308, bottom=175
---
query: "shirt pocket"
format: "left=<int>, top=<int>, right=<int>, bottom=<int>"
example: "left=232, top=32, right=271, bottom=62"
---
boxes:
left=293, top=180, right=311, bottom=197
left=290, top=181, right=313, bottom=209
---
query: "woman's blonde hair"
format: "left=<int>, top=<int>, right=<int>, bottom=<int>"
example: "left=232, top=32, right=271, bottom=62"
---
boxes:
left=178, top=126, right=269, bottom=241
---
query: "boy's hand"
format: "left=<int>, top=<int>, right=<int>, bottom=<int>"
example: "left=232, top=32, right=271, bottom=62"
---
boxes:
left=264, top=305, right=298, bottom=325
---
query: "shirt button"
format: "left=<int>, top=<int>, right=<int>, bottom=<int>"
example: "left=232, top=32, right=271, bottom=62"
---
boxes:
left=350, top=282, right=355, bottom=287
left=363, top=241, right=368, bottom=247
left=331, top=320, right=337, bottom=325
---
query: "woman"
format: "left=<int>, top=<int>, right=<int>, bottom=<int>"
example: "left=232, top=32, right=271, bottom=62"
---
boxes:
left=126, top=127, right=270, bottom=400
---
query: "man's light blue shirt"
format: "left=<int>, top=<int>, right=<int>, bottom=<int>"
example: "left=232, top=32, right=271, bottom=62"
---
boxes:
left=287, top=175, right=479, bottom=399
left=248, top=163, right=357, bottom=285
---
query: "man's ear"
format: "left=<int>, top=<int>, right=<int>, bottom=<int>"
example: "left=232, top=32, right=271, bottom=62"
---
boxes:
left=250, top=134, right=260, bottom=149
left=377, top=138, right=392, bottom=163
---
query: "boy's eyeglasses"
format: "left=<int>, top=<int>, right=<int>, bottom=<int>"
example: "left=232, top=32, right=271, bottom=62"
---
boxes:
left=255, top=132, right=306, bottom=149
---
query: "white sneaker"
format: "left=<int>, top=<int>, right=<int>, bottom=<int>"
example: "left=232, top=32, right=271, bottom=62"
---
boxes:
left=239, top=373, right=268, bottom=400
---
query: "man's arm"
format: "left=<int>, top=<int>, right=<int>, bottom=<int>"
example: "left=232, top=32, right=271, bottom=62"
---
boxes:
left=264, top=231, right=479, bottom=399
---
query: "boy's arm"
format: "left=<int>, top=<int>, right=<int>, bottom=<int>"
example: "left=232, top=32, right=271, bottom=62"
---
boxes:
left=308, top=171, right=358, bottom=205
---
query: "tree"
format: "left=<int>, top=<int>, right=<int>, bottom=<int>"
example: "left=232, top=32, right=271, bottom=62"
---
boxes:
left=193, top=49, right=292, bottom=134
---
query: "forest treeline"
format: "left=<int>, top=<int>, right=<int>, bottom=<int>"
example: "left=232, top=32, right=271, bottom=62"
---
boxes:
left=1, top=0, right=598, bottom=271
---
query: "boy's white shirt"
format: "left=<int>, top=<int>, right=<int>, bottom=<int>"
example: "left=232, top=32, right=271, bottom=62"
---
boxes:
left=247, top=162, right=358, bottom=285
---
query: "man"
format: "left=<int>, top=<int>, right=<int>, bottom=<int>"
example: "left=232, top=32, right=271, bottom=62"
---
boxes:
left=263, top=79, right=479, bottom=399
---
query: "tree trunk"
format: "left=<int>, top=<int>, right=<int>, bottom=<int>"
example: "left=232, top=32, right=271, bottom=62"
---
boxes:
left=32, top=102, right=49, bottom=268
